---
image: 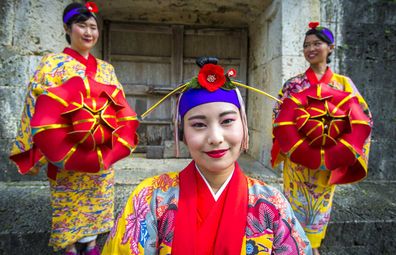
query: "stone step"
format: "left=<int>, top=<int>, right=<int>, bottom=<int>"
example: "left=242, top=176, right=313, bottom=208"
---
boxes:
left=0, top=155, right=395, bottom=254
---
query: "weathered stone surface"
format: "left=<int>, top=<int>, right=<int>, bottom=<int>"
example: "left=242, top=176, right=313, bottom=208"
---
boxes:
left=339, top=0, right=396, bottom=180
left=0, top=0, right=15, bottom=46
left=322, top=182, right=396, bottom=253
left=97, top=0, right=272, bottom=27
left=163, top=140, right=190, bottom=158
left=146, top=145, right=164, bottom=159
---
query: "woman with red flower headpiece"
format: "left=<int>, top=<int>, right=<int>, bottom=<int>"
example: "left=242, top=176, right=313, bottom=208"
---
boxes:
left=9, top=2, right=138, bottom=255
left=102, top=57, right=312, bottom=255
left=271, top=22, right=373, bottom=255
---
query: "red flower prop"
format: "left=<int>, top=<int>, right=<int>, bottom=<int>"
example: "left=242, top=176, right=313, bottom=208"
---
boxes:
left=273, top=84, right=371, bottom=174
left=85, top=2, right=99, bottom=13
left=197, top=63, right=226, bottom=92
left=30, top=76, right=138, bottom=173
left=309, top=22, right=320, bottom=29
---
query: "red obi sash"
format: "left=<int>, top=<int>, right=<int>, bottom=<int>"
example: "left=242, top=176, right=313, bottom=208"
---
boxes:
left=172, top=161, right=248, bottom=255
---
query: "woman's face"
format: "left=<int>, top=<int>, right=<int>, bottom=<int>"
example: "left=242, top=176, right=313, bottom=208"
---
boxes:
left=183, top=102, right=243, bottom=176
left=68, top=17, right=98, bottom=53
left=303, top=34, right=334, bottom=65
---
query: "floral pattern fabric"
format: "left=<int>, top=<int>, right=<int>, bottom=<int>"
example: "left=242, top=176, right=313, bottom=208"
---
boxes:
left=102, top=170, right=312, bottom=255
left=272, top=71, right=372, bottom=248
left=10, top=51, right=122, bottom=251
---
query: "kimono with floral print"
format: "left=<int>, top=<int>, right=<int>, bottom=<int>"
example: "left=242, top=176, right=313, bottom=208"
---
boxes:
left=102, top=165, right=312, bottom=255
left=272, top=69, right=372, bottom=248
left=10, top=48, right=123, bottom=251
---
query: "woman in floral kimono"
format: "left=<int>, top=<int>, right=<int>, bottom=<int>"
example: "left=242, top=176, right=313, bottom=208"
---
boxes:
left=271, top=22, right=372, bottom=255
left=9, top=2, right=138, bottom=255
left=102, top=57, right=312, bottom=255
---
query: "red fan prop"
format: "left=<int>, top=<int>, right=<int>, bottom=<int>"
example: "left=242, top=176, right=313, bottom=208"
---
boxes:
left=31, top=76, right=138, bottom=173
left=273, top=84, right=371, bottom=184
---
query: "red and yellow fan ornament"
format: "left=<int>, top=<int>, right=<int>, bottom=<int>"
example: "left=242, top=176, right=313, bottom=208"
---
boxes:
left=28, top=76, right=138, bottom=178
left=272, top=84, right=371, bottom=184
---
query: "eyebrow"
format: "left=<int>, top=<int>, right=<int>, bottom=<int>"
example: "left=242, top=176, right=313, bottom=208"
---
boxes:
left=219, top=110, right=238, bottom=117
left=187, top=110, right=238, bottom=121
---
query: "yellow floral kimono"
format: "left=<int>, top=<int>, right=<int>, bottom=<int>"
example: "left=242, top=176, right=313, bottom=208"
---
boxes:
left=10, top=48, right=123, bottom=251
left=102, top=162, right=312, bottom=255
left=272, top=67, right=372, bottom=248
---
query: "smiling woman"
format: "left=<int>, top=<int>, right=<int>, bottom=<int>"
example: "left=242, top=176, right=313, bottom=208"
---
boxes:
left=9, top=2, right=138, bottom=255
left=272, top=22, right=372, bottom=255
left=102, top=57, right=312, bottom=255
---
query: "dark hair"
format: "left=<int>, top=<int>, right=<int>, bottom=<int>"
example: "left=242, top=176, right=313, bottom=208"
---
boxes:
left=196, top=56, right=219, bottom=68
left=63, top=3, right=97, bottom=44
left=304, top=29, right=333, bottom=64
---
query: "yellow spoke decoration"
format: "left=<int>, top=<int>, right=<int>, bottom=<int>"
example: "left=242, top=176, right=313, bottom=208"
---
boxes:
left=46, top=92, right=68, bottom=107
left=332, top=94, right=354, bottom=114
left=117, top=116, right=138, bottom=121
left=97, top=147, right=104, bottom=170
left=34, top=124, right=70, bottom=134
left=72, top=118, right=95, bottom=125
left=288, top=138, right=305, bottom=155
left=274, top=121, right=295, bottom=127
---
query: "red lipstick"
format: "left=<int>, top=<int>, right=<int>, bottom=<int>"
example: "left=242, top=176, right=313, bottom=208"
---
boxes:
left=205, top=149, right=228, bottom=158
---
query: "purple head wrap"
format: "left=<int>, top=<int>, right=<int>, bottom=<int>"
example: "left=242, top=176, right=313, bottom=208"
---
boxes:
left=178, top=88, right=241, bottom=119
left=320, top=28, right=334, bottom=44
left=63, top=2, right=97, bottom=24
left=307, top=22, right=334, bottom=45
left=63, top=8, right=82, bottom=23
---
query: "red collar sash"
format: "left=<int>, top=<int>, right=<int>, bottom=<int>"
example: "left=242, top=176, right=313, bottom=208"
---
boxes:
left=306, top=66, right=333, bottom=86
left=196, top=168, right=228, bottom=254
left=63, top=47, right=97, bottom=78
left=172, top=161, right=248, bottom=255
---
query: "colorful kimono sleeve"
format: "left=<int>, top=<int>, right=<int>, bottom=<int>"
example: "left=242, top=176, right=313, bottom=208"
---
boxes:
left=270, top=188, right=312, bottom=255
left=110, top=65, right=129, bottom=100
left=343, top=77, right=372, bottom=125
left=9, top=54, right=56, bottom=174
left=102, top=178, right=158, bottom=255
left=109, top=65, right=121, bottom=88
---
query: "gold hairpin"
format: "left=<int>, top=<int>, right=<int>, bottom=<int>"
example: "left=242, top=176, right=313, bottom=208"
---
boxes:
left=140, top=80, right=281, bottom=119
left=141, top=82, right=189, bottom=119
left=232, top=81, right=282, bottom=103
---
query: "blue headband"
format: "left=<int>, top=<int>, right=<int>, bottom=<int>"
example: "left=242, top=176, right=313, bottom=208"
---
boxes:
left=179, top=88, right=241, bottom=119
left=63, top=4, right=97, bottom=24
left=63, top=8, right=83, bottom=24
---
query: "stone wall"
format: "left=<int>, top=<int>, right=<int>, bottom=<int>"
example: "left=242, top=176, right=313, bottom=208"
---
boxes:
left=0, top=0, right=74, bottom=181
left=248, top=0, right=282, bottom=165
left=321, top=0, right=396, bottom=180
left=338, top=0, right=396, bottom=180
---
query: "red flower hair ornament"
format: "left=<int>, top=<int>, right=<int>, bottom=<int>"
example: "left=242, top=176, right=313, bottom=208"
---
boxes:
left=272, top=84, right=371, bottom=184
left=197, top=64, right=227, bottom=92
left=85, top=2, right=99, bottom=13
left=309, top=21, right=320, bottom=29
left=30, top=76, right=138, bottom=173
